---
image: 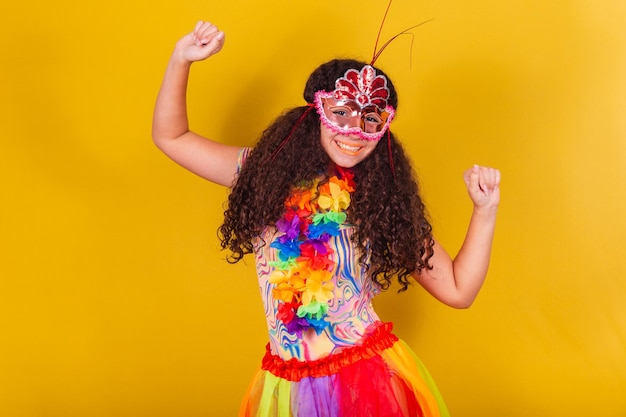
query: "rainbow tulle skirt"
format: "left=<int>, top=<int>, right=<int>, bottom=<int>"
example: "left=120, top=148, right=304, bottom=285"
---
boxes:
left=239, top=322, right=450, bottom=417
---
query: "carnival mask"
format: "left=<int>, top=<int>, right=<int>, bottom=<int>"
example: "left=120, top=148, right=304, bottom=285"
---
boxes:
left=314, top=65, right=396, bottom=142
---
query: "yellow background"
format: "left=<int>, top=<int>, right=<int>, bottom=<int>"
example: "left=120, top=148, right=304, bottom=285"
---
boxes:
left=1, top=0, right=625, bottom=416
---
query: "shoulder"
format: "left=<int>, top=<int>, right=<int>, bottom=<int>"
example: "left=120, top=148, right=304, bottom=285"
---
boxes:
left=237, top=147, right=253, bottom=171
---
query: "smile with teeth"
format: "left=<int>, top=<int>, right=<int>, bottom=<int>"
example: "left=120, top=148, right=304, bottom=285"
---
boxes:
left=334, top=139, right=363, bottom=155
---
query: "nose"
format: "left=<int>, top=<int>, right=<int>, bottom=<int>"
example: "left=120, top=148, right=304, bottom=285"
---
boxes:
left=346, top=114, right=362, bottom=129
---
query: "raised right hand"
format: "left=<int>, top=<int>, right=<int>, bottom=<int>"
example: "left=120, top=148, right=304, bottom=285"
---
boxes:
left=174, top=20, right=225, bottom=63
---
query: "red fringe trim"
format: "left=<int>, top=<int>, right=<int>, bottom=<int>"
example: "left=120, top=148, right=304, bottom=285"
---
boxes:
left=261, top=322, right=398, bottom=381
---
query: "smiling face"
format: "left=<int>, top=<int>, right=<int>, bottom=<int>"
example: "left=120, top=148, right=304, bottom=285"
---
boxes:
left=319, top=122, right=380, bottom=168
left=304, top=62, right=397, bottom=168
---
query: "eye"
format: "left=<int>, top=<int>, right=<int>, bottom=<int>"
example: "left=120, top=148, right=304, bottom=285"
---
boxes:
left=327, top=105, right=354, bottom=119
left=363, top=113, right=383, bottom=125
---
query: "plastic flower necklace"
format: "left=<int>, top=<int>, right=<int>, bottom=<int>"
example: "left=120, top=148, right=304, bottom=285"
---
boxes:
left=269, top=167, right=355, bottom=336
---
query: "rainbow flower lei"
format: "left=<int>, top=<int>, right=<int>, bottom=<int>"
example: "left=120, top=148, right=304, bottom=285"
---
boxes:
left=269, top=168, right=355, bottom=336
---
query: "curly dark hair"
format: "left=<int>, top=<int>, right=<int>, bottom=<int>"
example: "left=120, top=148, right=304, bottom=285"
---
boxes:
left=218, top=59, right=434, bottom=291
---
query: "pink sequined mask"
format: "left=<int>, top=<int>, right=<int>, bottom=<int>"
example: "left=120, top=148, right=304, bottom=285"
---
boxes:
left=314, top=65, right=396, bottom=142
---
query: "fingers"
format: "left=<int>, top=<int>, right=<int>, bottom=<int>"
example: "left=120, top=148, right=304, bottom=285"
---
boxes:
left=464, top=165, right=501, bottom=196
left=193, top=20, right=224, bottom=47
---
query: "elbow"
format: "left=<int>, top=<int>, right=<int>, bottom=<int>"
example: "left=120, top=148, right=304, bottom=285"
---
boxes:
left=445, top=294, right=477, bottom=309
left=152, top=135, right=165, bottom=150
left=450, top=299, right=474, bottom=309
left=151, top=119, right=173, bottom=148
left=151, top=126, right=166, bottom=147
left=151, top=130, right=173, bottom=152
left=151, top=129, right=162, bottom=147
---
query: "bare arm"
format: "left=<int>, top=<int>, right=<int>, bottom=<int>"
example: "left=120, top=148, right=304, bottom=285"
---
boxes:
left=416, top=165, right=501, bottom=308
left=152, top=21, right=242, bottom=187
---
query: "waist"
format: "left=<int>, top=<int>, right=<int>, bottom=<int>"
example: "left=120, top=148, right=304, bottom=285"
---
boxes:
left=261, top=321, right=398, bottom=381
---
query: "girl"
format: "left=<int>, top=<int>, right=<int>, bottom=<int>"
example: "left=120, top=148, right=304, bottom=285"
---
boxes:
left=153, top=20, right=500, bottom=417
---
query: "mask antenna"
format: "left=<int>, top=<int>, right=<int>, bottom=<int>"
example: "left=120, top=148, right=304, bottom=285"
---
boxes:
left=370, top=0, right=433, bottom=66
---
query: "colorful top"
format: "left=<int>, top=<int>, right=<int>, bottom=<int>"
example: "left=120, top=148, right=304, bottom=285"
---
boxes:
left=238, top=148, right=382, bottom=361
